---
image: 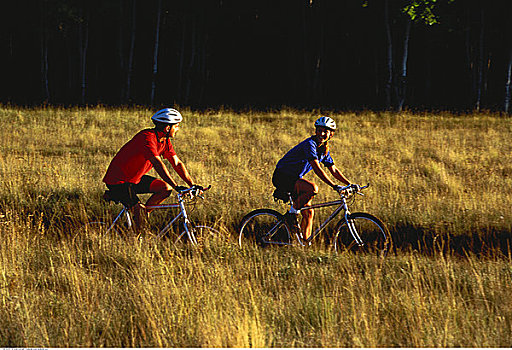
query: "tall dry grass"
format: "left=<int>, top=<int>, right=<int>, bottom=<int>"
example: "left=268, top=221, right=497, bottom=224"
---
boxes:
left=1, top=106, right=511, bottom=240
left=1, top=106, right=511, bottom=347
left=1, top=211, right=511, bottom=347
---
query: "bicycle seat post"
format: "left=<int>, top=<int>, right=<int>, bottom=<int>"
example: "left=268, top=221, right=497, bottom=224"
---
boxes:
left=287, top=193, right=299, bottom=214
left=123, top=205, right=133, bottom=229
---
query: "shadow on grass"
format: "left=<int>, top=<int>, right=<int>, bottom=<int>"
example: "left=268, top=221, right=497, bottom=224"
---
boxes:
left=3, top=193, right=511, bottom=259
left=392, top=223, right=512, bottom=258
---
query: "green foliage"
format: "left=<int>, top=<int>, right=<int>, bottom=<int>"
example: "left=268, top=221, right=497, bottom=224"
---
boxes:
left=402, top=0, right=455, bottom=25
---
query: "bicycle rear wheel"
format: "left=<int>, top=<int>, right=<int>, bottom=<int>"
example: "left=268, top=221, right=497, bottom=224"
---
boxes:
left=238, top=209, right=292, bottom=247
left=333, top=212, right=391, bottom=256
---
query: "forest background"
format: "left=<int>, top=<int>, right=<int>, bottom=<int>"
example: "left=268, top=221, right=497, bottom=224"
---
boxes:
left=2, top=1, right=512, bottom=346
left=1, top=0, right=512, bottom=112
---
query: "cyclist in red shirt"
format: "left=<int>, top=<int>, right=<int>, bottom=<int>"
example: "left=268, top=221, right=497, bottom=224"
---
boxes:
left=103, top=108, right=203, bottom=230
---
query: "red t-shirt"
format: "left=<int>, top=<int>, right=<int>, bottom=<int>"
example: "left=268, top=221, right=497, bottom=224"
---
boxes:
left=103, top=129, right=177, bottom=185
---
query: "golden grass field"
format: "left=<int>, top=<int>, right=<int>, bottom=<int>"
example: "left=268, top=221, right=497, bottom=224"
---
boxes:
left=0, top=106, right=511, bottom=347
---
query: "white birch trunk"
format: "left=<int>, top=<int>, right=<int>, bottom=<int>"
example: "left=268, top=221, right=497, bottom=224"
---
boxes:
left=185, top=17, right=197, bottom=104
left=397, top=20, right=411, bottom=112
left=475, top=8, right=484, bottom=111
left=79, top=8, right=89, bottom=105
left=125, top=0, right=136, bottom=103
left=150, top=0, right=162, bottom=106
left=118, top=0, right=126, bottom=102
left=505, top=49, right=512, bottom=113
left=40, top=1, right=49, bottom=103
left=384, top=0, right=393, bottom=110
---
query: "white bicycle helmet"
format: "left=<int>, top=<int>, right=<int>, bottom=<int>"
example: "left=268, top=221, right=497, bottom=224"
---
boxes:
left=314, top=116, right=336, bottom=130
left=151, top=108, right=183, bottom=124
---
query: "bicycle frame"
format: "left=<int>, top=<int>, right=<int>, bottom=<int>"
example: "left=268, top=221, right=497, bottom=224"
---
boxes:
left=146, top=197, right=196, bottom=243
left=102, top=187, right=204, bottom=245
left=289, top=185, right=366, bottom=247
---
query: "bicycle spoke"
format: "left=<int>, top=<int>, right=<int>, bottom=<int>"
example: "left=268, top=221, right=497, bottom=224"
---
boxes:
left=333, top=212, right=391, bottom=256
left=238, top=209, right=292, bottom=247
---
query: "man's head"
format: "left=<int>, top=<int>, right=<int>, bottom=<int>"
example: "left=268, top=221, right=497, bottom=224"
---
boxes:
left=151, top=108, right=183, bottom=135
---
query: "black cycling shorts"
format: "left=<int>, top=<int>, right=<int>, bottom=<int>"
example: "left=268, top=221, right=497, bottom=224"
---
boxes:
left=106, top=175, right=157, bottom=208
left=272, top=169, right=298, bottom=195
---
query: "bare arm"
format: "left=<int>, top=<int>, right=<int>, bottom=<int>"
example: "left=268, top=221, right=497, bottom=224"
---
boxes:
left=327, top=164, right=352, bottom=186
left=309, top=159, right=337, bottom=188
left=309, top=160, right=352, bottom=189
left=149, top=155, right=181, bottom=189
left=165, top=154, right=194, bottom=187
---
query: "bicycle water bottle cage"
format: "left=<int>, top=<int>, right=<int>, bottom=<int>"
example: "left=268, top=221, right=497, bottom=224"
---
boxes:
left=273, top=189, right=290, bottom=203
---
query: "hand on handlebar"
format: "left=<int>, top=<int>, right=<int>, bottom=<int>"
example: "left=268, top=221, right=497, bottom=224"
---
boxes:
left=332, top=185, right=345, bottom=193
left=191, top=184, right=205, bottom=197
left=332, top=184, right=359, bottom=192
left=175, top=184, right=212, bottom=196
left=333, top=183, right=367, bottom=196
left=175, top=185, right=188, bottom=193
left=351, top=184, right=361, bottom=192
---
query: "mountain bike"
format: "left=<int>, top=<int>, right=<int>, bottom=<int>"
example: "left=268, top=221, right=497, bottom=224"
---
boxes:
left=83, top=185, right=220, bottom=245
left=238, top=184, right=392, bottom=255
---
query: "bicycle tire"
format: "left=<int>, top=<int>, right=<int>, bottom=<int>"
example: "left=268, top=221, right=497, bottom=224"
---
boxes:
left=333, top=212, right=391, bottom=256
left=238, top=209, right=292, bottom=247
left=175, top=222, right=222, bottom=246
left=80, top=221, right=123, bottom=236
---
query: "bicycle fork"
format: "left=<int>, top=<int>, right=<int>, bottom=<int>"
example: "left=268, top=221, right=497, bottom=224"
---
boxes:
left=179, top=198, right=198, bottom=245
left=342, top=202, right=365, bottom=247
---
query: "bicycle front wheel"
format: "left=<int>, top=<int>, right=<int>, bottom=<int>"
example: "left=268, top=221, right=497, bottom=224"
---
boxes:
left=333, top=212, right=391, bottom=256
left=176, top=222, right=222, bottom=246
left=238, top=209, right=292, bottom=247
left=81, top=221, right=123, bottom=236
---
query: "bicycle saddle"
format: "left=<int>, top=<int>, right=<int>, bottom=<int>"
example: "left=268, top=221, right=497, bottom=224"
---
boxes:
left=272, top=188, right=290, bottom=203
left=102, top=190, right=121, bottom=204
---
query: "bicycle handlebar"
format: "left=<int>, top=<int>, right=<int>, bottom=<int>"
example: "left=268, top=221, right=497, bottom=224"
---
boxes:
left=178, top=184, right=212, bottom=199
left=337, top=183, right=370, bottom=197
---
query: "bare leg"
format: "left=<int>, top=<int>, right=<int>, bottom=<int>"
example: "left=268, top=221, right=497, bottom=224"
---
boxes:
left=131, top=180, right=172, bottom=233
left=131, top=202, right=148, bottom=233
left=145, top=179, right=173, bottom=213
left=294, top=179, right=318, bottom=240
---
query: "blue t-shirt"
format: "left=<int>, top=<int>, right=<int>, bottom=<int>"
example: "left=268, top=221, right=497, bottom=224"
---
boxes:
left=275, top=136, right=334, bottom=179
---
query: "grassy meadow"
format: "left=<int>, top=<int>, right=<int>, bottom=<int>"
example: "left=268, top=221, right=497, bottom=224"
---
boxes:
left=0, top=105, right=511, bottom=347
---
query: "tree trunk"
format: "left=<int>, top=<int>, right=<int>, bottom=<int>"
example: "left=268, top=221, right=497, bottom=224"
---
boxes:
left=198, top=32, right=208, bottom=105
left=150, top=0, right=162, bottom=106
left=505, top=48, right=512, bottom=113
left=78, top=5, right=89, bottom=105
left=397, top=19, right=411, bottom=112
left=424, top=33, right=432, bottom=107
left=177, top=14, right=186, bottom=102
left=312, top=2, right=324, bottom=104
left=40, top=0, right=50, bottom=103
left=384, top=0, right=393, bottom=110
left=465, top=7, right=475, bottom=110
left=125, top=0, right=136, bottom=103
left=302, top=1, right=314, bottom=103
left=184, top=16, right=197, bottom=105
left=475, top=6, right=484, bottom=111
left=118, top=0, right=126, bottom=103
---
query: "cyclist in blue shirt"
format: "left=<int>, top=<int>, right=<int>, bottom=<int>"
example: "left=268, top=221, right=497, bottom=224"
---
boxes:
left=272, top=116, right=355, bottom=240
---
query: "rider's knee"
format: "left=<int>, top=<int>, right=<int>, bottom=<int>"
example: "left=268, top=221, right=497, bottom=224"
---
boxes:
left=302, top=208, right=315, bottom=219
left=150, top=179, right=173, bottom=195
left=159, top=183, right=173, bottom=196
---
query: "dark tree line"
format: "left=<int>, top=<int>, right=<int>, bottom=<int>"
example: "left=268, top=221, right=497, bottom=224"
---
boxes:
left=1, top=0, right=511, bottom=112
